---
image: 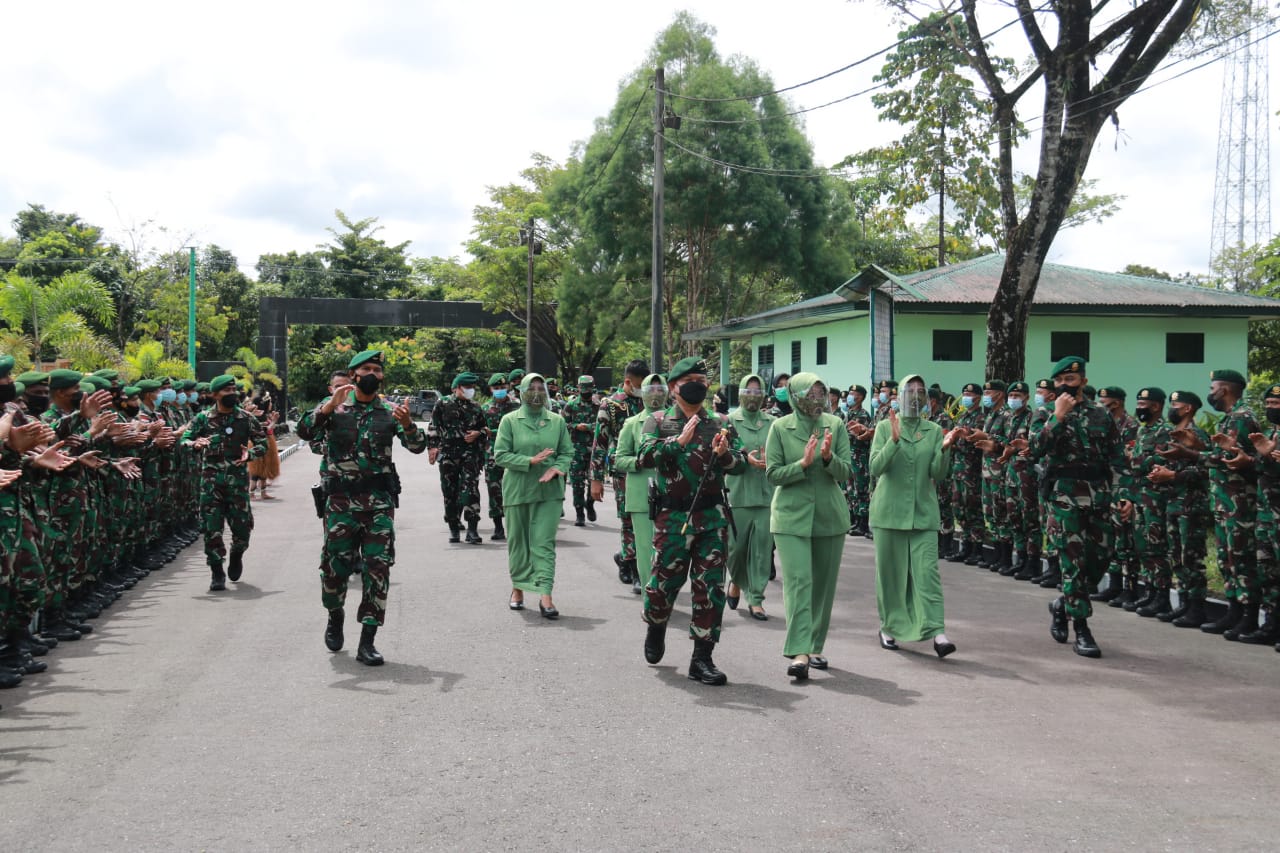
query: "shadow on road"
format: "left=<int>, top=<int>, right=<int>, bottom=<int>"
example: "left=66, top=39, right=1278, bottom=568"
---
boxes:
left=327, top=655, right=464, bottom=694
left=518, top=612, right=609, bottom=632
left=812, top=667, right=922, bottom=706
left=195, top=582, right=285, bottom=602
left=892, top=648, right=1038, bottom=684
left=651, top=665, right=806, bottom=715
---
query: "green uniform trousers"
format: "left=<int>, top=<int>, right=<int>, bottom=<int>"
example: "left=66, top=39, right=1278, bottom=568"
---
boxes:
left=775, top=533, right=844, bottom=658
left=726, top=506, right=772, bottom=607
left=629, top=510, right=655, bottom=589
left=873, top=527, right=945, bottom=643
left=506, top=501, right=561, bottom=595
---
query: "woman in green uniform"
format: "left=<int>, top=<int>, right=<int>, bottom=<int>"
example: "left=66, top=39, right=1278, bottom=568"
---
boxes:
left=494, top=373, right=573, bottom=619
left=611, top=374, right=667, bottom=595
left=765, top=372, right=853, bottom=680
left=869, top=374, right=959, bottom=657
left=726, top=374, right=775, bottom=620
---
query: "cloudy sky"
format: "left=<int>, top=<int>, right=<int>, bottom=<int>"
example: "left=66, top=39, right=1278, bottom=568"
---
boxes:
left=0, top=0, right=1272, bottom=281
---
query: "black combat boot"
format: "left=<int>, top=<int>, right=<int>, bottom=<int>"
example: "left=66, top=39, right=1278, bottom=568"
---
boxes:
left=1137, top=589, right=1172, bottom=618
left=1109, top=576, right=1135, bottom=608
left=1201, top=599, right=1243, bottom=634
left=1091, top=571, right=1123, bottom=602
left=356, top=623, right=384, bottom=666
left=1048, top=596, right=1069, bottom=644
left=40, top=609, right=81, bottom=643
left=1072, top=619, right=1102, bottom=658
left=1159, top=597, right=1188, bottom=623
left=937, top=531, right=949, bottom=559
left=688, top=639, right=728, bottom=686
left=227, top=548, right=245, bottom=582
left=1173, top=599, right=1207, bottom=628
left=632, top=574, right=643, bottom=595
left=1037, top=555, right=1061, bottom=588
left=465, top=521, right=482, bottom=545
left=1014, top=551, right=1041, bottom=581
left=448, top=524, right=461, bottom=544
left=644, top=623, right=666, bottom=664
left=948, top=538, right=971, bottom=564
left=0, top=641, right=23, bottom=689
left=574, top=507, right=586, bottom=527
left=325, top=608, right=344, bottom=652
left=1126, top=584, right=1156, bottom=613
left=964, top=541, right=983, bottom=566
left=1000, top=545, right=1022, bottom=576
left=209, top=565, right=226, bottom=592
left=1239, top=609, right=1280, bottom=645
left=490, top=519, right=506, bottom=541
left=586, top=501, right=597, bottom=522
left=1223, top=601, right=1260, bottom=642
left=613, top=553, right=634, bottom=585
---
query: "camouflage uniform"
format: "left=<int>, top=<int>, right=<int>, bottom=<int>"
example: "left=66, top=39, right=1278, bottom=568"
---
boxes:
left=429, top=394, right=487, bottom=530
left=1204, top=398, right=1261, bottom=602
left=561, top=389, right=598, bottom=513
left=639, top=405, right=746, bottom=642
left=1128, top=410, right=1174, bottom=592
left=181, top=406, right=267, bottom=571
left=592, top=387, right=646, bottom=563
left=1002, top=403, right=1041, bottom=562
left=1253, top=419, right=1280, bottom=623
left=951, top=400, right=985, bottom=551
left=1107, top=409, right=1141, bottom=583
left=303, top=395, right=427, bottom=626
left=1028, top=390, right=1058, bottom=561
left=483, top=395, right=519, bottom=520
left=930, top=405, right=955, bottom=533
left=845, top=403, right=873, bottom=529
left=979, top=399, right=1012, bottom=548
left=1165, top=416, right=1211, bottom=604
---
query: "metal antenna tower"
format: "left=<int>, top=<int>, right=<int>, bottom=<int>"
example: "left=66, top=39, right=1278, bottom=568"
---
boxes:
left=1210, top=25, right=1271, bottom=288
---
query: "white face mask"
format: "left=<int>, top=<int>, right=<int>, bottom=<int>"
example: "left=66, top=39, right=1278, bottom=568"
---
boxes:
left=462, top=387, right=476, bottom=400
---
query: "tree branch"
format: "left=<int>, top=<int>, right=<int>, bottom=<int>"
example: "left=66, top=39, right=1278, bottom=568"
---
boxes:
left=1014, top=0, right=1054, bottom=63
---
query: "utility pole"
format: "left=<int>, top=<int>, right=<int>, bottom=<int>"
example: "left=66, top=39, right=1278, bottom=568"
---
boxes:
left=520, top=218, right=541, bottom=372
left=937, top=107, right=946, bottom=267
left=187, top=247, right=197, bottom=375
left=651, top=67, right=666, bottom=373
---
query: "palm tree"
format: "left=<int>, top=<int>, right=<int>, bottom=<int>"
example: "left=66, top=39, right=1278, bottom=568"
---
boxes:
left=123, top=338, right=191, bottom=382
left=0, top=271, right=118, bottom=364
left=227, top=346, right=282, bottom=391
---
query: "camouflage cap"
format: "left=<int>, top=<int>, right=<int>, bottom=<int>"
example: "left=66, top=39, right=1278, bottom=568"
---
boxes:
left=1099, top=386, right=1126, bottom=401
left=1210, top=368, right=1246, bottom=385
left=1170, top=390, right=1202, bottom=409
left=47, top=369, right=84, bottom=391
left=1137, top=387, right=1166, bottom=404
left=209, top=375, right=237, bottom=393
left=348, top=350, right=383, bottom=370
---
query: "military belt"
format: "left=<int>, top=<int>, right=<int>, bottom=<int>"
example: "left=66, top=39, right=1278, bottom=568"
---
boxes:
left=658, top=493, right=723, bottom=513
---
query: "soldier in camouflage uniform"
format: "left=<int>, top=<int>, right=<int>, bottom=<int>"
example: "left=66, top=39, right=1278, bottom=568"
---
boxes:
left=428, top=371, right=487, bottom=544
left=1120, top=387, right=1177, bottom=618
left=561, top=375, right=599, bottom=526
left=639, top=357, right=746, bottom=686
left=590, top=360, right=649, bottom=582
left=1242, top=383, right=1280, bottom=645
left=1021, top=379, right=1059, bottom=584
left=299, top=350, right=427, bottom=666
left=844, top=385, right=873, bottom=537
left=996, top=382, right=1038, bottom=577
left=947, top=383, right=985, bottom=565
left=180, top=375, right=267, bottom=592
left=482, top=373, right=519, bottom=541
left=1033, top=356, right=1126, bottom=659
left=927, top=386, right=956, bottom=556
left=969, top=380, right=1010, bottom=570
left=298, top=369, right=352, bottom=583
left=1096, top=386, right=1141, bottom=606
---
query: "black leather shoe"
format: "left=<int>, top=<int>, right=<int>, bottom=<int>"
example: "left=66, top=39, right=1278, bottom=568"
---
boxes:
left=586, top=501, right=597, bottom=522
left=227, top=549, right=245, bottom=582
left=1137, top=590, right=1172, bottom=618
left=356, top=624, right=384, bottom=666
left=632, top=577, right=643, bottom=595
left=0, top=665, right=21, bottom=689
left=689, top=640, right=727, bottom=685
left=878, top=631, right=899, bottom=651
left=1125, top=586, right=1153, bottom=613
left=1239, top=617, right=1279, bottom=645
left=1159, top=602, right=1188, bottom=623
left=1224, top=603, right=1260, bottom=642
left=933, top=638, right=957, bottom=658
left=325, top=609, right=344, bottom=652
left=465, top=527, right=482, bottom=545
left=1073, top=620, right=1102, bottom=658
left=809, top=655, right=829, bottom=670
left=787, top=659, right=810, bottom=680
left=539, top=602, right=559, bottom=620
left=574, top=508, right=585, bottom=527
left=1173, top=600, right=1206, bottom=628
left=644, top=624, right=666, bottom=664
left=1091, top=573, right=1122, bottom=601
left=749, top=607, right=768, bottom=621
left=614, top=553, right=630, bottom=585
left=509, top=592, right=525, bottom=611
left=209, top=568, right=226, bottom=592
left=1048, top=597, right=1069, bottom=644
left=491, top=520, right=506, bottom=541
left=726, top=589, right=740, bottom=611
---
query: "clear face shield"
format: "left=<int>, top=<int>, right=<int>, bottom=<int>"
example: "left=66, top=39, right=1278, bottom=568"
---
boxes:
left=793, top=383, right=829, bottom=417
left=900, top=385, right=927, bottom=418
left=739, top=385, right=765, bottom=412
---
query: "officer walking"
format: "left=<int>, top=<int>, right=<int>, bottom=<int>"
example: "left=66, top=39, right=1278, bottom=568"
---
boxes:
left=562, top=375, right=599, bottom=526
left=428, top=372, right=487, bottom=544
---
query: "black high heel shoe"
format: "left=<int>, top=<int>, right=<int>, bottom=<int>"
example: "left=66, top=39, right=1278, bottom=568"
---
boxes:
left=878, top=631, right=899, bottom=651
left=809, top=655, right=829, bottom=670
left=787, top=658, right=810, bottom=680
left=539, top=602, right=559, bottom=620
left=933, top=638, right=956, bottom=658
left=509, top=592, right=524, bottom=611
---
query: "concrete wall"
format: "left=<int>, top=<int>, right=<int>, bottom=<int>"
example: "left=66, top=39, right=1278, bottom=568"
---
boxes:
left=750, top=315, right=870, bottom=389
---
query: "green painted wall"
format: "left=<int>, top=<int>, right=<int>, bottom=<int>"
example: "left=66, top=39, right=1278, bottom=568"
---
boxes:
left=752, top=312, right=1249, bottom=399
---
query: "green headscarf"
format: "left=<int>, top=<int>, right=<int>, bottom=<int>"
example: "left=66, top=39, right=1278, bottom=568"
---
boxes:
left=899, top=373, right=927, bottom=422
left=641, top=373, right=668, bottom=413
left=520, top=372, right=548, bottom=412
left=788, top=372, right=828, bottom=425
left=738, top=373, right=767, bottom=424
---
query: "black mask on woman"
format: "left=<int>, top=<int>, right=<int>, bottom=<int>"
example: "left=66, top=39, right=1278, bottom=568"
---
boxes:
left=24, top=394, right=49, bottom=415
left=0, top=384, right=15, bottom=404
left=676, top=381, right=707, bottom=405
left=356, top=374, right=381, bottom=395
left=1267, top=408, right=1280, bottom=425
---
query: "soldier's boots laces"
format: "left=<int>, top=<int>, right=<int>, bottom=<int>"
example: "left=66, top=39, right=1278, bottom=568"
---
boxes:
left=574, top=507, right=586, bottom=527
left=688, top=639, right=727, bottom=686
left=356, top=624, right=384, bottom=666
left=490, top=520, right=506, bottom=541
left=1091, top=572, right=1123, bottom=602
left=1223, top=602, right=1260, bottom=642
left=1202, top=599, right=1243, bottom=634
left=1239, top=610, right=1279, bottom=645
left=325, top=608, right=344, bottom=652
left=1172, top=600, right=1207, bottom=628
left=209, top=566, right=227, bottom=592
left=227, top=549, right=246, bottom=582
left=465, top=521, right=482, bottom=545
left=1137, top=589, right=1172, bottom=618
left=644, top=623, right=666, bottom=664
left=1048, top=596, right=1069, bottom=644
left=1072, top=619, right=1102, bottom=658
left=586, top=501, right=597, bottom=522
left=449, top=525, right=461, bottom=544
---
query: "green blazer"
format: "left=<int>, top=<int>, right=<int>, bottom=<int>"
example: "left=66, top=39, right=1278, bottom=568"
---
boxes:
left=612, top=410, right=655, bottom=513
left=727, top=407, right=775, bottom=508
left=494, top=406, right=574, bottom=506
left=765, top=411, right=853, bottom=537
left=868, top=417, right=952, bottom=531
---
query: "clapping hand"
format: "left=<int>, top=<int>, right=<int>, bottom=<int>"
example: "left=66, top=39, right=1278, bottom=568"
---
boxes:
left=820, top=428, right=833, bottom=462
left=538, top=466, right=564, bottom=483
left=111, top=458, right=142, bottom=480
left=76, top=450, right=108, bottom=470
left=190, top=436, right=211, bottom=450
left=79, top=389, right=114, bottom=419
left=90, top=411, right=117, bottom=439
left=530, top=448, right=555, bottom=465
left=1225, top=449, right=1253, bottom=471
left=677, top=415, right=700, bottom=447
left=0, top=467, right=21, bottom=490
left=323, top=384, right=352, bottom=413
left=464, top=429, right=483, bottom=443
left=747, top=447, right=766, bottom=469
left=801, top=433, right=818, bottom=467
left=1148, top=464, right=1176, bottom=485
left=1211, top=431, right=1239, bottom=451
left=1249, top=432, right=1277, bottom=457
left=27, top=441, right=75, bottom=472
left=888, top=406, right=900, bottom=442
left=941, top=429, right=958, bottom=451
left=6, top=421, right=48, bottom=454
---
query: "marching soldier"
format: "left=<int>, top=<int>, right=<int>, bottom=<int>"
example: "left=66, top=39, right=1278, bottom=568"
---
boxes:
left=562, top=375, right=599, bottom=526
left=428, top=372, right=487, bottom=544
left=590, top=360, right=649, bottom=583
left=1243, top=383, right=1280, bottom=645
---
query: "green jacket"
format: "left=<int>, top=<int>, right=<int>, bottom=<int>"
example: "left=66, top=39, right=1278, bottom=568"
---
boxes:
left=612, top=410, right=654, bottom=513
left=764, top=373, right=853, bottom=537
left=727, top=405, right=775, bottom=508
left=494, top=404, right=573, bottom=506
left=868, top=416, right=951, bottom=531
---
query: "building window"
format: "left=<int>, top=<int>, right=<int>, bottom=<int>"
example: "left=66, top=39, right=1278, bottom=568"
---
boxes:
left=1050, top=331, right=1091, bottom=362
left=932, top=329, right=972, bottom=362
left=757, top=344, right=774, bottom=375
left=1166, top=332, right=1204, bottom=364
left=791, top=341, right=801, bottom=374
left=816, top=336, right=828, bottom=365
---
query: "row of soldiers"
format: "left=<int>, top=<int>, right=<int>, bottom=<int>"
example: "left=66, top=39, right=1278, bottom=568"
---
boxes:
left=0, top=359, right=244, bottom=689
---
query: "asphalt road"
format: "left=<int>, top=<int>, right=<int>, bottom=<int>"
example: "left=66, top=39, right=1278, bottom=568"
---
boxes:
left=3, top=440, right=1278, bottom=851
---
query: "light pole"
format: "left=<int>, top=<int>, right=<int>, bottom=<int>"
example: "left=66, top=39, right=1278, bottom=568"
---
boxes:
left=519, top=218, right=542, bottom=372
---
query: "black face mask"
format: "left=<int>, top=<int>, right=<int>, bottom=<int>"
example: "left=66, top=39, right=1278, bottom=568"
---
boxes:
left=1054, top=384, right=1077, bottom=400
left=676, top=381, right=708, bottom=405
left=1208, top=391, right=1227, bottom=413
left=68, top=392, right=84, bottom=410
left=356, top=374, right=381, bottom=395
left=219, top=393, right=240, bottom=409
left=123, top=404, right=140, bottom=417
left=1267, top=408, right=1280, bottom=425
left=1135, top=408, right=1156, bottom=423
left=0, top=383, right=14, bottom=404
left=24, top=394, right=50, bottom=415
left=1168, top=409, right=1187, bottom=425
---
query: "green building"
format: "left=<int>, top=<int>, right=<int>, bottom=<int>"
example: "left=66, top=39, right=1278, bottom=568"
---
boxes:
left=685, top=254, right=1280, bottom=396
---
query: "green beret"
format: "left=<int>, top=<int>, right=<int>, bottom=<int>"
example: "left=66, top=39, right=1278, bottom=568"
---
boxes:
left=1265, top=384, right=1280, bottom=401
left=1210, top=368, right=1246, bottom=386
left=1099, top=386, right=1126, bottom=401
left=1050, top=356, right=1086, bottom=378
left=1136, top=387, right=1166, bottom=404
left=136, top=379, right=162, bottom=393
left=852, top=385, right=867, bottom=396
left=1170, top=390, right=1201, bottom=408
left=878, top=379, right=899, bottom=390
left=0, top=355, right=14, bottom=379
left=507, top=369, right=525, bottom=384
left=348, top=350, right=383, bottom=370
left=1007, top=381, right=1029, bottom=394
left=669, top=357, right=708, bottom=383
left=92, top=368, right=119, bottom=381
left=47, top=369, right=84, bottom=391
left=546, top=377, right=559, bottom=385
left=452, top=371, right=479, bottom=389
left=984, top=379, right=1007, bottom=393
left=78, top=381, right=95, bottom=393
left=1082, top=384, right=1097, bottom=400
left=488, top=373, right=508, bottom=386
left=195, top=382, right=210, bottom=392
left=1035, top=379, right=1052, bottom=391
left=577, top=375, right=595, bottom=386
left=81, top=374, right=111, bottom=392
left=13, top=381, right=24, bottom=395
left=961, top=382, right=981, bottom=395
left=157, top=376, right=172, bottom=387
left=122, top=385, right=140, bottom=397
left=15, top=371, right=48, bottom=385
left=182, top=379, right=197, bottom=391
left=209, top=375, right=237, bottom=393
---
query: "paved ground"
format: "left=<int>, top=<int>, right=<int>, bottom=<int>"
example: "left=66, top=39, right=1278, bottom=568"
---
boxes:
left=3, top=439, right=1279, bottom=851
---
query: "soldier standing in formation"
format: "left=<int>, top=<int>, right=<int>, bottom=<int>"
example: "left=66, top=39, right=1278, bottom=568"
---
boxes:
left=844, top=385, right=873, bottom=538
left=482, top=373, right=519, bottom=541
left=428, top=372, right=487, bottom=544
left=947, top=383, right=985, bottom=565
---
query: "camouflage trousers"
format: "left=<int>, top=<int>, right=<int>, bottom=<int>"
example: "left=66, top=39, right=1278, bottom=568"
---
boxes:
left=485, top=462, right=505, bottom=520
left=1005, top=467, right=1042, bottom=556
left=200, top=477, right=254, bottom=569
left=9, top=499, right=46, bottom=624
left=614, top=475, right=635, bottom=563
left=1255, top=509, right=1280, bottom=613
left=937, top=479, right=954, bottom=532
left=1168, top=504, right=1209, bottom=602
left=1047, top=489, right=1113, bottom=619
left=1136, top=487, right=1171, bottom=589
left=952, top=464, right=983, bottom=542
left=438, top=452, right=482, bottom=527
left=569, top=444, right=592, bottom=509
left=981, top=470, right=1007, bottom=542
left=1213, top=486, right=1257, bottom=602
left=1108, top=505, right=1138, bottom=579
left=848, top=450, right=871, bottom=520
left=643, top=510, right=729, bottom=643
left=321, top=499, right=395, bottom=626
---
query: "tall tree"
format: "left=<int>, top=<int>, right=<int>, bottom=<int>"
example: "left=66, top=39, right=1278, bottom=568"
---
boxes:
left=0, top=271, right=117, bottom=363
left=321, top=210, right=415, bottom=300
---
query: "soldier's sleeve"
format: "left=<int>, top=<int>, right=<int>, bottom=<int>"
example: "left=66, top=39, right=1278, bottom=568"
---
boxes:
left=551, top=416, right=574, bottom=474
left=295, top=399, right=324, bottom=441
left=428, top=401, right=446, bottom=450
left=1104, top=414, right=1126, bottom=490
left=589, top=401, right=613, bottom=482
left=397, top=419, right=429, bottom=454
left=180, top=412, right=208, bottom=444
left=1029, top=412, right=1060, bottom=461
left=636, top=413, right=670, bottom=469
